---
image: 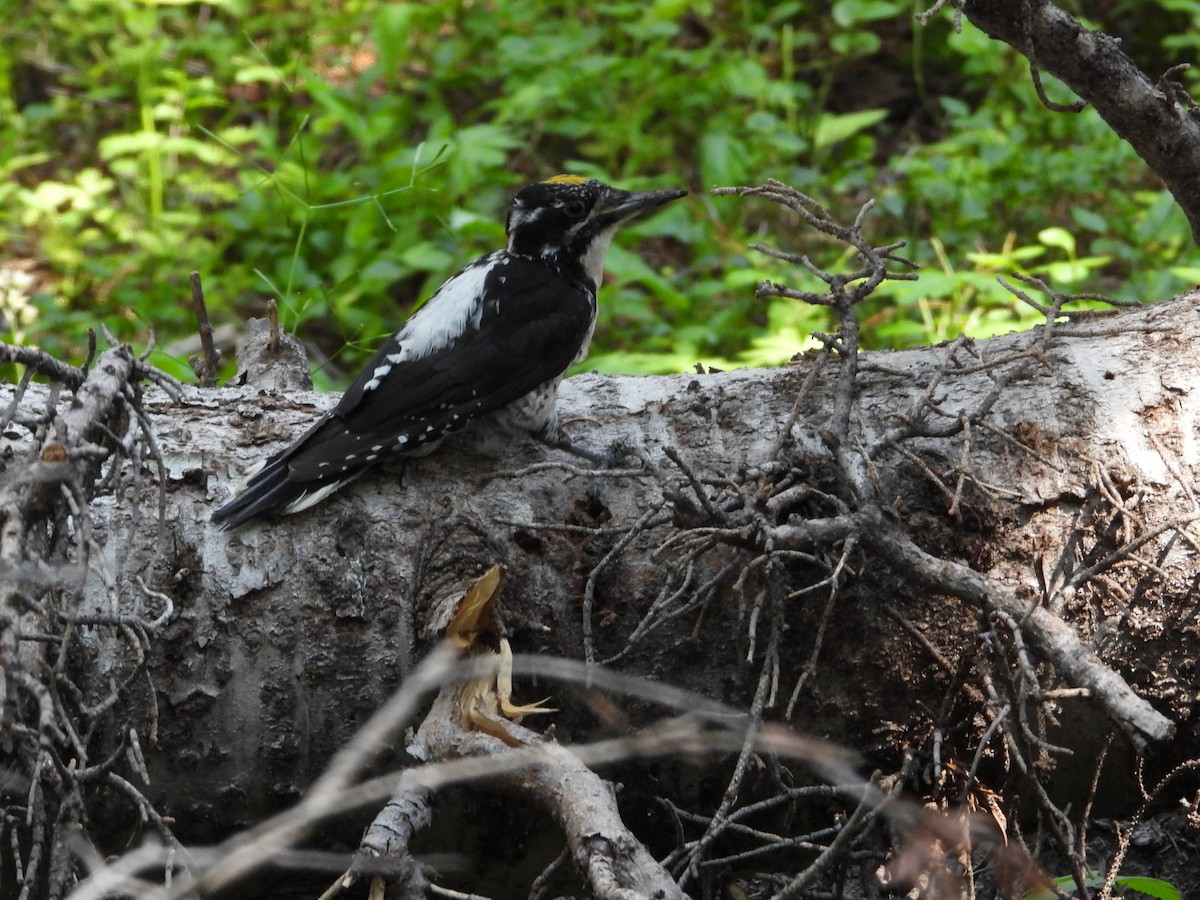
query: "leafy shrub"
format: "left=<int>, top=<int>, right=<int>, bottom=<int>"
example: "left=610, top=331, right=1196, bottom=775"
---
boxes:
left=1, top=0, right=1195, bottom=382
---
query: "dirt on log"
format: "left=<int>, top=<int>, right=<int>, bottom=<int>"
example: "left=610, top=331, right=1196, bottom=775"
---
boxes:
left=3, top=292, right=1199, bottom=896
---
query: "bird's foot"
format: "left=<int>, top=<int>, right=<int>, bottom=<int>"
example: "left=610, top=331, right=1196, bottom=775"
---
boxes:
left=548, top=433, right=635, bottom=470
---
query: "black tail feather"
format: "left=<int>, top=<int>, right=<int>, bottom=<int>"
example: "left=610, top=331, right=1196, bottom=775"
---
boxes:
left=213, top=411, right=377, bottom=528
left=211, top=458, right=305, bottom=530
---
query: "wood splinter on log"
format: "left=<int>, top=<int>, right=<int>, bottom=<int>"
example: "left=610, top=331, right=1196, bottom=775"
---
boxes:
left=436, top=563, right=556, bottom=745
left=325, top=565, right=684, bottom=900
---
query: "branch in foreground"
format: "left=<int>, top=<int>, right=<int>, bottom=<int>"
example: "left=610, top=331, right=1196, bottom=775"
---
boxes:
left=412, top=691, right=684, bottom=900
left=858, top=519, right=1176, bottom=751
left=764, top=509, right=1176, bottom=752
left=379, top=564, right=681, bottom=900
left=1, top=341, right=185, bottom=898
left=70, top=648, right=1045, bottom=900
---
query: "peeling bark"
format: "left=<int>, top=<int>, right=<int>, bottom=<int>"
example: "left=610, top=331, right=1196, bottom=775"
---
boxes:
left=3, top=294, right=1199, bottom=896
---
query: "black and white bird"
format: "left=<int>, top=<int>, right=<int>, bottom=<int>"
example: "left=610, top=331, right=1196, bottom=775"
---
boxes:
left=212, top=175, right=686, bottom=528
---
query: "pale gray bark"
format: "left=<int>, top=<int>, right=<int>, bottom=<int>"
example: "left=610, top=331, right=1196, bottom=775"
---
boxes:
left=41, top=298, right=1200, bottom=768
left=3, top=293, right=1198, bottom=896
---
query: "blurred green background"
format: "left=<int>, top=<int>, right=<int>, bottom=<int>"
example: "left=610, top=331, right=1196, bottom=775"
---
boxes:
left=1, top=0, right=1197, bottom=387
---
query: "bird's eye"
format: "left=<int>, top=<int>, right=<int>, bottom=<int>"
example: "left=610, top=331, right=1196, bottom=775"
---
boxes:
left=563, top=200, right=587, bottom=219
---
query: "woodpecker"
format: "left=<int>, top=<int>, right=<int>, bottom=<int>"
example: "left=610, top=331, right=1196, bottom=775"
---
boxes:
left=212, top=176, right=686, bottom=528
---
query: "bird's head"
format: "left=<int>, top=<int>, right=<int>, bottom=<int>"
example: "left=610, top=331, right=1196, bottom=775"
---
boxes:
left=505, top=175, right=686, bottom=291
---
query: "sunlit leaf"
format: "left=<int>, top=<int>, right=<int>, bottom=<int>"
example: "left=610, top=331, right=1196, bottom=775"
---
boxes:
left=813, top=108, right=888, bottom=151
left=1037, top=226, right=1076, bottom=254
left=832, top=0, right=902, bottom=26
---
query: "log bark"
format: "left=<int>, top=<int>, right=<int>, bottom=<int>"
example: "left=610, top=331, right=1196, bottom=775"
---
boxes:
left=3, top=293, right=1199, bottom=895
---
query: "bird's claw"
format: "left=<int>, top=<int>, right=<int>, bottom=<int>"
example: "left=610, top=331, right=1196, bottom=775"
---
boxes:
left=551, top=433, right=635, bottom=470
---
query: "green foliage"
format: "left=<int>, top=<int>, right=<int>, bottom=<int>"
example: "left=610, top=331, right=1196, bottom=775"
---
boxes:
left=1, top=0, right=1197, bottom=384
left=1024, top=873, right=1182, bottom=900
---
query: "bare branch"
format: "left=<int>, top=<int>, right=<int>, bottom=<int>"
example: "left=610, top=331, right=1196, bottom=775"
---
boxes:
left=956, top=0, right=1200, bottom=243
left=188, top=272, right=221, bottom=388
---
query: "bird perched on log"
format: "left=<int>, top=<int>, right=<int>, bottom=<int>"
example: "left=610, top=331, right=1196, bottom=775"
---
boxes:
left=212, top=175, right=686, bottom=528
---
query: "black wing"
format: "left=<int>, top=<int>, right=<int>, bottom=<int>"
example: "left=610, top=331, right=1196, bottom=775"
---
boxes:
left=212, top=252, right=595, bottom=527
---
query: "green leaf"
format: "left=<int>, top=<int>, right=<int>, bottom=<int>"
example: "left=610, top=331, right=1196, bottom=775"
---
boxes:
left=138, top=0, right=243, bottom=7
left=1108, top=876, right=1181, bottom=899
left=1037, top=226, right=1076, bottom=255
left=1024, top=874, right=1182, bottom=900
left=699, top=131, right=750, bottom=187
left=813, top=108, right=888, bottom=151
left=98, top=132, right=164, bottom=159
left=1070, top=206, right=1108, bottom=233
left=832, top=0, right=902, bottom=26
left=830, top=30, right=881, bottom=55
left=234, top=64, right=288, bottom=85
left=1, top=152, right=52, bottom=178
left=1035, top=254, right=1110, bottom=284
left=966, top=246, right=1045, bottom=269
left=641, top=0, right=710, bottom=24
left=358, top=257, right=405, bottom=284
left=399, top=241, right=455, bottom=272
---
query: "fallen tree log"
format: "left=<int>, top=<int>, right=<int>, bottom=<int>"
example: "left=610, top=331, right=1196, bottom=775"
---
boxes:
left=3, top=282, right=1198, bottom=897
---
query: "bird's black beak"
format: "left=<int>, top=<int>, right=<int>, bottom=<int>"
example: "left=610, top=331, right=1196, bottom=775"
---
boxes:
left=597, top=186, right=687, bottom=227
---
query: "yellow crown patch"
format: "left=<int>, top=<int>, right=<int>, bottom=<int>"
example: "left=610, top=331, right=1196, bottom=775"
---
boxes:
left=544, top=174, right=588, bottom=184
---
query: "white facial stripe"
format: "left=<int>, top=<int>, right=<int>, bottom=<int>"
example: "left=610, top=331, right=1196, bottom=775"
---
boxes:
left=578, top=224, right=619, bottom=291
left=506, top=206, right=539, bottom=238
